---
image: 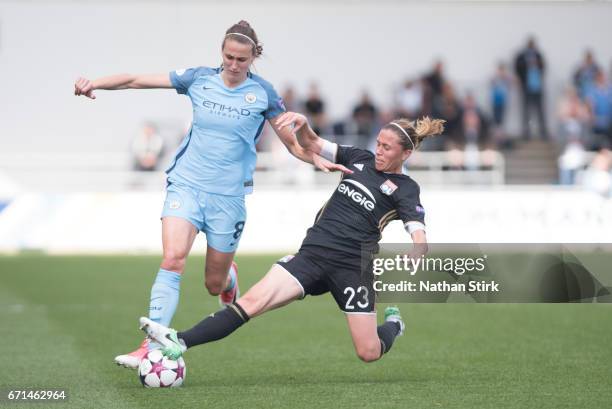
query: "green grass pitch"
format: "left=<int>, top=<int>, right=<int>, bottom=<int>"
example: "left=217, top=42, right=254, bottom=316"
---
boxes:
left=0, top=254, right=610, bottom=408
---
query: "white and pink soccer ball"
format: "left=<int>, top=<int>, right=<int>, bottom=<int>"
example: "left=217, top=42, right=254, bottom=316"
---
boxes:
left=138, top=349, right=186, bottom=388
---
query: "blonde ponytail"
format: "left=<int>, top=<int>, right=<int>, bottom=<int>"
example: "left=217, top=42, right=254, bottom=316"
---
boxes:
left=384, top=117, right=445, bottom=150
left=412, top=117, right=445, bottom=148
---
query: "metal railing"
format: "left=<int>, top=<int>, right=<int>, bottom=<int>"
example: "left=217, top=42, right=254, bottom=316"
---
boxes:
left=0, top=150, right=506, bottom=193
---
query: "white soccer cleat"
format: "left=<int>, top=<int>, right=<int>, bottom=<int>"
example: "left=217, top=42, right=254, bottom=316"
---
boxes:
left=139, top=317, right=186, bottom=360
left=114, top=338, right=149, bottom=369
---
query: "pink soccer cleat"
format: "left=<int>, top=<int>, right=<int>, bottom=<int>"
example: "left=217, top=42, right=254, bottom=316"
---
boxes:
left=219, top=261, right=240, bottom=306
left=114, top=338, right=149, bottom=369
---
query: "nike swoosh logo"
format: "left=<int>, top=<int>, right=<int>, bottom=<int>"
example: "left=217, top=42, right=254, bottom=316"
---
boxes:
left=165, top=333, right=176, bottom=343
left=202, top=86, right=212, bottom=90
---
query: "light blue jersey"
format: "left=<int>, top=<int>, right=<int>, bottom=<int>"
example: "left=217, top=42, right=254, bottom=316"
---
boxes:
left=167, top=66, right=285, bottom=196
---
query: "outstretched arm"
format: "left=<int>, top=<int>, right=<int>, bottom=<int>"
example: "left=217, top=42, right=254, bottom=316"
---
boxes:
left=74, top=73, right=172, bottom=99
left=274, top=111, right=328, bottom=155
left=269, top=114, right=352, bottom=174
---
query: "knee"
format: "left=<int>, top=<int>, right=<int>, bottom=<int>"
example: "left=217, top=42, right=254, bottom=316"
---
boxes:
left=236, top=292, right=265, bottom=318
left=161, top=249, right=188, bottom=273
left=204, top=274, right=225, bottom=296
left=355, top=342, right=381, bottom=363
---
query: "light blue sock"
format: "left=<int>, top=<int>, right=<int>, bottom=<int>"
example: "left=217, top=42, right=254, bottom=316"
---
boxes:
left=148, top=268, right=181, bottom=329
left=148, top=269, right=181, bottom=350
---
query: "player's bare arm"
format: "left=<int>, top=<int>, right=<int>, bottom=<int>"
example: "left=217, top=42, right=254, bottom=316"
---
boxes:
left=408, top=229, right=428, bottom=260
left=74, top=74, right=172, bottom=99
left=270, top=116, right=352, bottom=174
left=275, top=111, right=323, bottom=153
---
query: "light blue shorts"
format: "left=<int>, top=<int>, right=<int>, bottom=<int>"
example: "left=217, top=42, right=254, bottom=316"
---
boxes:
left=161, top=182, right=246, bottom=253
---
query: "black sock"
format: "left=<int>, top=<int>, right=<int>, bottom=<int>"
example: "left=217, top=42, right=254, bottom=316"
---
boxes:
left=178, top=303, right=250, bottom=348
left=377, top=321, right=401, bottom=356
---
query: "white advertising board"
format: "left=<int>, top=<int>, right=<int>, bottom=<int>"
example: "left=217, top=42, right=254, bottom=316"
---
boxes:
left=0, top=189, right=610, bottom=254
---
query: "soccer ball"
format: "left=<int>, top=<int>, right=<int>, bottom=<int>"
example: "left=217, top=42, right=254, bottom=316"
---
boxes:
left=138, top=349, right=186, bottom=388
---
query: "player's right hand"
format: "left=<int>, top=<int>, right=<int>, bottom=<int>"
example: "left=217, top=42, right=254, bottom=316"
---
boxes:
left=313, top=154, right=353, bottom=174
left=74, top=77, right=96, bottom=99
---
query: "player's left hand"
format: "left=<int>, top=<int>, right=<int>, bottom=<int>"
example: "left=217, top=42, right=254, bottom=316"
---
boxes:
left=313, top=154, right=353, bottom=174
left=275, top=112, right=308, bottom=132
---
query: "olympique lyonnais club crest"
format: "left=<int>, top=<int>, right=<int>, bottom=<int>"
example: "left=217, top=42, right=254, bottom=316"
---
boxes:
left=380, top=180, right=398, bottom=195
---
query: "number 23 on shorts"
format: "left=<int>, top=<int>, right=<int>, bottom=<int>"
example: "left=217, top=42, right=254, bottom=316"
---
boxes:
left=343, top=286, right=369, bottom=310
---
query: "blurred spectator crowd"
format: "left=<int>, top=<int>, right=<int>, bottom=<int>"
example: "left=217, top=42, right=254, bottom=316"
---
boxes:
left=270, top=36, right=612, bottom=194
left=558, top=47, right=612, bottom=195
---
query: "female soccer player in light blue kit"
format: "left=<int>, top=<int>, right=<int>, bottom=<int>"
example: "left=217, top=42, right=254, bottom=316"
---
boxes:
left=74, top=20, right=349, bottom=368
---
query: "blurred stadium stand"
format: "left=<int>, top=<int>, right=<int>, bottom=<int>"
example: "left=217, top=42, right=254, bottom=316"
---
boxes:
left=0, top=150, right=505, bottom=192
left=505, top=141, right=560, bottom=185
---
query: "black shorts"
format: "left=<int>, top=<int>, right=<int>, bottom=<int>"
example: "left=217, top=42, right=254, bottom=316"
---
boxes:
left=276, top=245, right=376, bottom=313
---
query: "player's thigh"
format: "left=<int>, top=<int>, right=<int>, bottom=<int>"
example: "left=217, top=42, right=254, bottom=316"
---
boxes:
left=161, top=216, right=198, bottom=260
left=161, top=183, right=202, bottom=258
left=202, top=193, right=246, bottom=255
left=237, top=264, right=303, bottom=318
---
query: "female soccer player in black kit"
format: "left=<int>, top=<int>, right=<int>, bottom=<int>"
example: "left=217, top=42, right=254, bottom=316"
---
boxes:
left=140, top=112, right=444, bottom=363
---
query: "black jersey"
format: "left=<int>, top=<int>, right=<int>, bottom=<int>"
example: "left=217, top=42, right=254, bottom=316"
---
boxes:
left=301, top=146, right=425, bottom=256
